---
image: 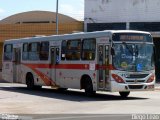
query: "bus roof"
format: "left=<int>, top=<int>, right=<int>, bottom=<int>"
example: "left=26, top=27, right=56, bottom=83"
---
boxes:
left=4, top=30, right=151, bottom=44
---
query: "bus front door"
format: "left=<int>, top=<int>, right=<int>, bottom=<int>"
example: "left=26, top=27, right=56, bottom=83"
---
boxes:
left=98, top=45, right=110, bottom=90
left=13, top=48, right=21, bottom=83
left=50, top=47, right=59, bottom=84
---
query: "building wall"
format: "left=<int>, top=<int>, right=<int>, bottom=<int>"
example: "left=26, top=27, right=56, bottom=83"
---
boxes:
left=0, top=22, right=83, bottom=42
left=85, top=0, right=160, bottom=23
left=0, top=22, right=83, bottom=69
left=85, top=0, right=160, bottom=80
left=85, top=0, right=160, bottom=35
left=0, top=43, right=3, bottom=70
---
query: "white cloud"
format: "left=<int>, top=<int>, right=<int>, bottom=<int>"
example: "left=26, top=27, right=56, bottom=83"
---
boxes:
left=0, top=8, right=5, bottom=20
left=59, top=1, right=84, bottom=21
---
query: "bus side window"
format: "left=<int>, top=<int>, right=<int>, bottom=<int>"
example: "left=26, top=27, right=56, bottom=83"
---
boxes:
left=22, top=43, right=28, bottom=60
left=4, top=44, right=13, bottom=61
left=28, top=42, right=40, bottom=61
left=66, top=40, right=81, bottom=60
left=40, top=42, right=49, bottom=60
left=61, top=40, right=66, bottom=60
left=82, top=39, right=96, bottom=60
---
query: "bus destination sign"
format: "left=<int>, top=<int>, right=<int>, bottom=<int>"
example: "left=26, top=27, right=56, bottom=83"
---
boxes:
left=120, top=35, right=144, bottom=41
left=113, top=33, right=152, bottom=42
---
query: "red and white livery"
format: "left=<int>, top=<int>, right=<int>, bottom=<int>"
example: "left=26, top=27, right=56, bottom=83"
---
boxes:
left=2, top=30, right=155, bottom=97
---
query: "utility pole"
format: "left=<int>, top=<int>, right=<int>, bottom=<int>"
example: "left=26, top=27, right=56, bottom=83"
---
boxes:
left=56, top=0, right=59, bottom=34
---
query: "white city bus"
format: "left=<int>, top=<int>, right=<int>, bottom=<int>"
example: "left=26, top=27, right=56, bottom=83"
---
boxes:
left=2, top=30, right=155, bottom=97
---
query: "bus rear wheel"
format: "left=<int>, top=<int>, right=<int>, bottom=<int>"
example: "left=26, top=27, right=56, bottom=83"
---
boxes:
left=26, top=73, right=34, bottom=90
left=57, top=88, right=68, bottom=91
left=119, top=91, right=130, bottom=98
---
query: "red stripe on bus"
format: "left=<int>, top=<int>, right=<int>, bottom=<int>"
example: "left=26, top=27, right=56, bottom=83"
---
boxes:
left=22, top=63, right=90, bottom=70
left=22, top=63, right=115, bottom=86
left=23, top=64, right=56, bottom=86
left=22, top=63, right=115, bottom=70
left=96, top=64, right=116, bottom=70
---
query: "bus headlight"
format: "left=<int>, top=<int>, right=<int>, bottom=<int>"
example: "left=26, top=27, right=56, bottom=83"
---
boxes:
left=147, top=74, right=155, bottom=83
left=112, top=74, right=125, bottom=83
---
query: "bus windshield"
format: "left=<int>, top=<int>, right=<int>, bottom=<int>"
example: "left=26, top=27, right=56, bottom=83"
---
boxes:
left=112, top=43, right=154, bottom=72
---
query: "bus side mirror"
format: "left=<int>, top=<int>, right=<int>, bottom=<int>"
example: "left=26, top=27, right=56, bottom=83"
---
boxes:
left=111, top=47, right=115, bottom=56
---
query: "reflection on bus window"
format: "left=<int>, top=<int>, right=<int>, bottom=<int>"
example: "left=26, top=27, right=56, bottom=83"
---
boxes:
left=82, top=39, right=96, bottom=60
left=4, top=44, right=13, bottom=61
left=66, top=40, right=81, bottom=60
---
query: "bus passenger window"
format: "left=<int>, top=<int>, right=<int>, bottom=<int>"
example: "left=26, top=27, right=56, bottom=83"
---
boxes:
left=4, top=44, right=13, bottom=61
left=28, top=42, right=40, bottom=61
left=66, top=40, right=81, bottom=60
left=22, top=43, right=28, bottom=60
left=82, top=39, right=96, bottom=60
left=40, top=42, right=49, bottom=60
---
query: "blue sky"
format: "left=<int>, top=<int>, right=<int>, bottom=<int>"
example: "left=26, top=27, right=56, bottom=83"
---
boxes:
left=0, top=0, right=84, bottom=20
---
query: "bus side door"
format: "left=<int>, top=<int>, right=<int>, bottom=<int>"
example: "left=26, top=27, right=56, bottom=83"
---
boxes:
left=98, top=44, right=110, bottom=90
left=50, top=47, right=59, bottom=84
left=13, top=47, right=21, bottom=83
left=2, top=44, right=14, bottom=83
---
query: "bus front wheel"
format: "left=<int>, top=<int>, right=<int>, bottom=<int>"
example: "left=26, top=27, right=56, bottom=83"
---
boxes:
left=84, top=78, right=95, bottom=96
left=119, top=91, right=130, bottom=98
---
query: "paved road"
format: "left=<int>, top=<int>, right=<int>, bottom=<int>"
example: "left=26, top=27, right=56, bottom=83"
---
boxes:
left=0, top=83, right=160, bottom=120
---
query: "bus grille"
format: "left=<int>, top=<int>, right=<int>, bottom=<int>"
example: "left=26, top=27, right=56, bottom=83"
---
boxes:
left=128, top=85, right=143, bottom=89
left=126, top=80, right=145, bottom=83
left=126, top=74, right=148, bottom=79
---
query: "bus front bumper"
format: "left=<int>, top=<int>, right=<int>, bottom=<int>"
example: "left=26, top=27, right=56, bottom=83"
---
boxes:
left=110, top=81, right=155, bottom=92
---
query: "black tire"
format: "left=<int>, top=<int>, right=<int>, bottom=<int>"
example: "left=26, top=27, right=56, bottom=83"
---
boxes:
left=119, top=91, right=130, bottom=98
left=26, top=74, right=34, bottom=90
left=84, top=78, right=95, bottom=96
left=57, top=88, right=68, bottom=91
left=34, top=85, right=42, bottom=90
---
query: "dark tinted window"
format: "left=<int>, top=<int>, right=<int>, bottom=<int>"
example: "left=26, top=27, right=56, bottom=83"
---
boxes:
left=61, top=40, right=67, bottom=60
left=130, top=22, right=160, bottom=32
left=82, top=39, right=96, bottom=60
left=4, top=44, right=13, bottom=61
left=66, top=40, right=81, bottom=60
left=22, top=43, right=28, bottom=60
left=28, top=42, right=40, bottom=60
left=40, top=42, right=49, bottom=60
left=87, top=23, right=126, bottom=32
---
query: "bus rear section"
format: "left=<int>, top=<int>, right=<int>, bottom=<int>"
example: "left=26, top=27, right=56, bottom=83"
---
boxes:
left=2, top=43, right=22, bottom=83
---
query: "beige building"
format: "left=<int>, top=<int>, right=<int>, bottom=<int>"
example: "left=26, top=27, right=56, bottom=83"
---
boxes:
left=0, top=11, right=84, bottom=68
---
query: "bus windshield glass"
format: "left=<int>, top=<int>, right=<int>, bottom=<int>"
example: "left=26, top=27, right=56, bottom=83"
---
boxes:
left=112, top=34, right=154, bottom=72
